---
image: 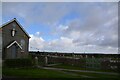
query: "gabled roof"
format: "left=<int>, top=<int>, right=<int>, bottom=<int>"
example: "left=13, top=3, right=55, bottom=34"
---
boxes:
left=1, top=18, right=30, bottom=38
left=7, top=40, right=22, bottom=49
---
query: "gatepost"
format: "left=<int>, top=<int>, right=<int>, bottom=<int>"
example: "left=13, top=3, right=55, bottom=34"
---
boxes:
left=45, top=55, right=48, bottom=66
left=35, top=56, right=38, bottom=67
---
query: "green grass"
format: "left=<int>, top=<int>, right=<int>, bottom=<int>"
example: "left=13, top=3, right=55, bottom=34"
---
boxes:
left=49, top=64, right=118, bottom=73
left=48, top=64, right=119, bottom=78
left=62, top=70, right=119, bottom=78
left=3, top=67, right=119, bottom=78
left=2, top=67, right=80, bottom=78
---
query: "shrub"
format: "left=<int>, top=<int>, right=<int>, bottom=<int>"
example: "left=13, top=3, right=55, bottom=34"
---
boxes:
left=4, top=58, right=33, bottom=68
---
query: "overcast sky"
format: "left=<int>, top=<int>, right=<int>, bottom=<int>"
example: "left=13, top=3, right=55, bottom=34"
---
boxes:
left=1, top=2, right=118, bottom=54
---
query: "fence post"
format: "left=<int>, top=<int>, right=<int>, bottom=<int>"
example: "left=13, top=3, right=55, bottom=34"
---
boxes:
left=35, top=56, right=38, bottom=67
left=44, top=56, right=48, bottom=66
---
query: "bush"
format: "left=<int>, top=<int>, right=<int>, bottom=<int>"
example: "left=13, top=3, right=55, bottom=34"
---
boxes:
left=4, top=59, right=33, bottom=68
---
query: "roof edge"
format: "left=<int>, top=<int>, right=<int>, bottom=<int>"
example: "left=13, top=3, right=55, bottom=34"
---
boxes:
left=1, top=18, right=30, bottom=38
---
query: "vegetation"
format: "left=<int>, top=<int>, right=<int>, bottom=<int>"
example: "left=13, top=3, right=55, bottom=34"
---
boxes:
left=2, top=55, right=119, bottom=78
left=62, top=70, right=119, bottom=78
left=2, top=67, right=119, bottom=78
left=49, top=64, right=118, bottom=73
left=3, top=67, right=78, bottom=78
left=4, top=59, right=33, bottom=68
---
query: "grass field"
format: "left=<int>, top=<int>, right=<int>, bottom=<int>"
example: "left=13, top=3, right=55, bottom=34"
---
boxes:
left=48, top=64, right=118, bottom=73
left=2, top=67, right=119, bottom=78
left=62, top=70, right=119, bottom=78
left=3, top=67, right=78, bottom=78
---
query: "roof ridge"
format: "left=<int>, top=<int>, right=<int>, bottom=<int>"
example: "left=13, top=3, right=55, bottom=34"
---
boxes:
left=1, top=18, right=30, bottom=38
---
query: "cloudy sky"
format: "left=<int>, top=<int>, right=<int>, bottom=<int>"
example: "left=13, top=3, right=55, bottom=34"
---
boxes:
left=1, top=2, right=118, bottom=54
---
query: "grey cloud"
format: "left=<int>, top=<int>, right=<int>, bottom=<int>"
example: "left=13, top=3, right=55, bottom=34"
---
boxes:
left=60, top=2, right=118, bottom=48
left=2, top=2, right=71, bottom=26
left=2, top=2, right=118, bottom=53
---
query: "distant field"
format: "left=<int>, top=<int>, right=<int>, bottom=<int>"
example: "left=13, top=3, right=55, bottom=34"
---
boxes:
left=2, top=67, right=119, bottom=78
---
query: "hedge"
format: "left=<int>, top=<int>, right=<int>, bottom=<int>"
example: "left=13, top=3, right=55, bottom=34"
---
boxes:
left=4, top=59, right=33, bottom=68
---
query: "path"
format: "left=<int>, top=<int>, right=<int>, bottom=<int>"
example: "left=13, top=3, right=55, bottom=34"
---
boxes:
left=41, top=67, right=119, bottom=75
left=42, top=67, right=95, bottom=78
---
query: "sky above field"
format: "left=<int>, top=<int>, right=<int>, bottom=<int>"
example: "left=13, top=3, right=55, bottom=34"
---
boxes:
left=1, top=2, right=118, bottom=54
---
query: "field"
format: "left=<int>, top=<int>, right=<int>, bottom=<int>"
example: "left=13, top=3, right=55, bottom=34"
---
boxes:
left=3, top=67, right=76, bottom=78
left=2, top=57, right=119, bottom=79
left=2, top=67, right=119, bottom=79
left=48, top=64, right=118, bottom=72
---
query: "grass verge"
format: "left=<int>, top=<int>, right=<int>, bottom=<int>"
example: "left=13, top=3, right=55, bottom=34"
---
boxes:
left=2, top=67, right=80, bottom=78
